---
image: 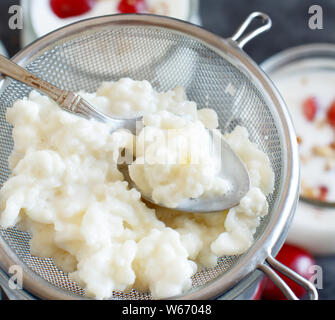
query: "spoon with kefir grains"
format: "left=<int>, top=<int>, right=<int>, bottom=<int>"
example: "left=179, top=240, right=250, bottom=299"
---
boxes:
left=0, top=54, right=250, bottom=212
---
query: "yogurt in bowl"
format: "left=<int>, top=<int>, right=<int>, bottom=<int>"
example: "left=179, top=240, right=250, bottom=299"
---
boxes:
left=262, top=44, right=335, bottom=255
left=21, top=0, right=200, bottom=46
left=273, top=71, right=335, bottom=202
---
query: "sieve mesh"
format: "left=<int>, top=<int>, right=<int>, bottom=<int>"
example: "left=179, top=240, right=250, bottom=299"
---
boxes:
left=0, top=22, right=283, bottom=299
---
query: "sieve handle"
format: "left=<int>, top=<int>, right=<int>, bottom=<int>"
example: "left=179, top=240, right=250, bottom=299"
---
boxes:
left=257, top=255, right=318, bottom=300
left=229, top=12, right=272, bottom=49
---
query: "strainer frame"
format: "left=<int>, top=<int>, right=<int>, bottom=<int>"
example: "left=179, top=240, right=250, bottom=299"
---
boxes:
left=0, top=13, right=314, bottom=300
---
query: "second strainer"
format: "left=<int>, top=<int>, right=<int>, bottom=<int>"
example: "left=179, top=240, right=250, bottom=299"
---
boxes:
left=0, top=12, right=316, bottom=300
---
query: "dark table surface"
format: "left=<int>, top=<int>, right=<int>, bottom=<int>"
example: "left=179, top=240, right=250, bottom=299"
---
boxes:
left=0, top=0, right=335, bottom=300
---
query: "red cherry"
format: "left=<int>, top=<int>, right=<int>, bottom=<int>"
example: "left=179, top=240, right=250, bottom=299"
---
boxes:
left=50, top=0, right=95, bottom=19
left=319, top=186, right=328, bottom=201
left=327, top=100, right=335, bottom=127
left=117, top=0, right=147, bottom=13
left=262, top=243, right=315, bottom=300
left=302, top=97, right=318, bottom=121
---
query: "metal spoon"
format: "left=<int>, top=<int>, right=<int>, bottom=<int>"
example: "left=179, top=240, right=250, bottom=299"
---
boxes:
left=0, top=54, right=250, bottom=212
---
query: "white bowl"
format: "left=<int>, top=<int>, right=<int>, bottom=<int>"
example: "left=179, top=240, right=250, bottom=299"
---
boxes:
left=262, top=43, right=335, bottom=255
left=20, top=0, right=201, bottom=47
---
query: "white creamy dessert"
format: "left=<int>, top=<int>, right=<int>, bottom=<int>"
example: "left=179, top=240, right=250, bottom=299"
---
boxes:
left=272, top=71, right=335, bottom=202
left=0, top=79, right=274, bottom=299
left=30, top=0, right=191, bottom=38
left=270, top=67, right=335, bottom=255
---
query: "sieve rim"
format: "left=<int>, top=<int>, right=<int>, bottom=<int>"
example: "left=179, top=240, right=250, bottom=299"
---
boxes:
left=0, top=14, right=300, bottom=300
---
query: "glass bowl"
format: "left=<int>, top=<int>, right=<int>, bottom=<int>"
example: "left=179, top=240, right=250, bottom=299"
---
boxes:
left=262, top=43, right=335, bottom=255
left=21, top=0, right=201, bottom=47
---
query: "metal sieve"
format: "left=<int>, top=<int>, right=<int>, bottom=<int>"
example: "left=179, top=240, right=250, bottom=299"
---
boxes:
left=0, top=13, right=316, bottom=300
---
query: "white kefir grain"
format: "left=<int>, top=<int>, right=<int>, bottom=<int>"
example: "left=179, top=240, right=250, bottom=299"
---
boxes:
left=0, top=79, right=274, bottom=299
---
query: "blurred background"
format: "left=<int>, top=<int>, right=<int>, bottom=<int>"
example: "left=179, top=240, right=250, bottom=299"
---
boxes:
left=0, top=0, right=335, bottom=300
left=2, top=0, right=335, bottom=60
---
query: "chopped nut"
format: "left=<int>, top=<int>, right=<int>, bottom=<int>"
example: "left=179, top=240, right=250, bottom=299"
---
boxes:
left=297, top=136, right=302, bottom=145
left=325, top=159, right=335, bottom=171
left=312, top=145, right=335, bottom=158
left=301, top=186, right=319, bottom=199
left=302, top=184, right=330, bottom=202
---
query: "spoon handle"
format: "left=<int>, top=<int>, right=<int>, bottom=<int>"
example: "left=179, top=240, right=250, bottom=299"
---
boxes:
left=0, top=55, right=140, bottom=134
left=0, top=54, right=65, bottom=102
left=0, top=55, right=110, bottom=122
